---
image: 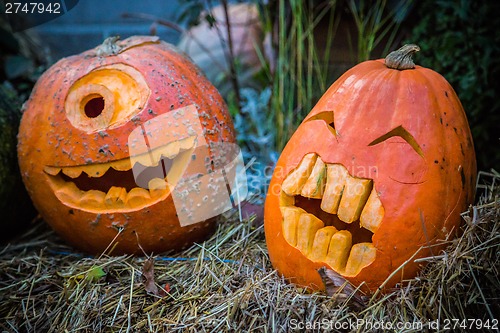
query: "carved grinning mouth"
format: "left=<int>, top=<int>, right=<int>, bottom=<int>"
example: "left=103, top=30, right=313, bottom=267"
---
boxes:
left=280, top=153, right=384, bottom=277
left=44, top=136, right=196, bottom=213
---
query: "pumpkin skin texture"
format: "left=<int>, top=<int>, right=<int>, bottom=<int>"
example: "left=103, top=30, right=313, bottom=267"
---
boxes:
left=18, top=36, right=236, bottom=254
left=264, top=45, right=476, bottom=292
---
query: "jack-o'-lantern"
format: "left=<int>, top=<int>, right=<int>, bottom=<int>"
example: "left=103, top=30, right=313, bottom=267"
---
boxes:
left=18, top=36, right=236, bottom=254
left=264, top=45, right=476, bottom=292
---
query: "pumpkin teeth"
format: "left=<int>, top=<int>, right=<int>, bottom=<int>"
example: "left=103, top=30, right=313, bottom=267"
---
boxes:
left=344, top=243, right=377, bottom=277
left=49, top=175, right=171, bottom=213
left=148, top=178, right=170, bottom=199
left=44, top=135, right=197, bottom=179
left=336, top=177, right=373, bottom=223
left=130, top=135, right=197, bottom=169
left=111, top=159, right=132, bottom=171
left=296, top=213, right=324, bottom=255
left=360, top=187, right=385, bottom=233
left=44, top=166, right=62, bottom=176
left=80, top=190, right=106, bottom=209
left=83, top=164, right=114, bottom=178
left=281, top=153, right=317, bottom=195
left=150, top=136, right=196, bottom=161
left=320, top=164, right=348, bottom=214
left=105, top=186, right=127, bottom=207
left=280, top=153, right=383, bottom=276
left=62, top=167, right=84, bottom=178
left=324, top=230, right=352, bottom=272
left=300, top=157, right=326, bottom=198
left=44, top=137, right=197, bottom=213
left=126, top=188, right=151, bottom=208
left=309, top=226, right=338, bottom=262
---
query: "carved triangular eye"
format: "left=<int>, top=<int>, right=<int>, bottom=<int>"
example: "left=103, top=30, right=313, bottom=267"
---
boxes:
left=368, top=125, right=424, bottom=157
left=306, top=111, right=336, bottom=137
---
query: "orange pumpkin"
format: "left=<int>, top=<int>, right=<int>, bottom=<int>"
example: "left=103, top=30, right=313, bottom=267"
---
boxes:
left=18, top=36, right=236, bottom=254
left=264, top=45, right=476, bottom=292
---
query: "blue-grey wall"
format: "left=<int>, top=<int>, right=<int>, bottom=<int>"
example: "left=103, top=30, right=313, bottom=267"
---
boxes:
left=31, top=0, right=183, bottom=61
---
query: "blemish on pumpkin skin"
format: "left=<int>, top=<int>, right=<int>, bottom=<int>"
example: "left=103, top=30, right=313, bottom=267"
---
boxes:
left=131, top=115, right=141, bottom=124
left=389, top=176, right=427, bottom=185
left=98, top=145, right=110, bottom=156
left=460, top=167, right=466, bottom=188
left=90, top=214, right=101, bottom=226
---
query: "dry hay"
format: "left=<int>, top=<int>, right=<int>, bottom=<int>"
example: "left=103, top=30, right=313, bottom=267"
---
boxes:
left=0, top=172, right=498, bottom=333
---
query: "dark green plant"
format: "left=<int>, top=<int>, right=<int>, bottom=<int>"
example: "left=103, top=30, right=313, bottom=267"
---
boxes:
left=409, top=0, right=500, bottom=171
left=348, top=0, right=413, bottom=61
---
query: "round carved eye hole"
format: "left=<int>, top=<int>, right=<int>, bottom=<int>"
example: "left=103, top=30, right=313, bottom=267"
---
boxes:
left=65, top=64, right=150, bottom=133
left=84, top=95, right=105, bottom=118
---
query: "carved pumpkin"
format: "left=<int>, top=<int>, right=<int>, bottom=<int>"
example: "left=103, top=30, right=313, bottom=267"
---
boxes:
left=264, top=45, right=476, bottom=292
left=18, top=36, right=236, bottom=254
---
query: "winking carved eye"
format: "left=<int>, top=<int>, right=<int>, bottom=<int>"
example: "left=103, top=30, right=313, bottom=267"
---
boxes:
left=368, top=125, right=424, bottom=158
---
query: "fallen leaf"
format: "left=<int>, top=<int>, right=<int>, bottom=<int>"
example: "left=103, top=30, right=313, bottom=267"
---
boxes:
left=240, top=201, right=264, bottom=226
left=86, top=266, right=106, bottom=282
left=142, top=258, right=166, bottom=297
left=317, top=267, right=367, bottom=311
left=59, top=265, right=106, bottom=287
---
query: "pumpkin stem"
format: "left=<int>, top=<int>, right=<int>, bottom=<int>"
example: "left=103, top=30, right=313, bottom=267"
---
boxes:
left=384, top=44, right=420, bottom=70
left=95, top=36, right=122, bottom=57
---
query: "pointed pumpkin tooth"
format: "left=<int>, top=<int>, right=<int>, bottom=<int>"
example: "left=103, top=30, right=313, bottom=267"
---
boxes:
left=62, top=167, right=83, bottom=178
left=148, top=177, right=167, bottom=190
left=179, top=136, right=196, bottom=151
left=325, top=230, right=352, bottom=272
left=321, top=164, right=348, bottom=214
left=83, top=163, right=111, bottom=178
left=44, top=166, right=61, bottom=176
left=153, top=140, right=181, bottom=161
left=301, top=157, right=326, bottom=198
left=105, top=186, right=127, bottom=207
left=80, top=190, right=106, bottom=209
left=281, top=206, right=306, bottom=246
left=281, top=153, right=317, bottom=196
left=111, top=158, right=132, bottom=171
left=309, top=226, right=338, bottom=262
left=337, top=177, right=372, bottom=223
left=132, top=150, right=156, bottom=167
left=126, top=187, right=151, bottom=208
left=279, top=191, right=295, bottom=207
left=148, top=178, right=169, bottom=199
left=344, top=242, right=377, bottom=277
left=360, top=188, right=384, bottom=233
left=166, top=149, right=192, bottom=186
left=54, top=181, right=83, bottom=204
left=296, top=213, right=324, bottom=255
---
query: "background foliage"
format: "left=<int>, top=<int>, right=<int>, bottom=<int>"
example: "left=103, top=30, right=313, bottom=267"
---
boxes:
left=409, top=0, right=500, bottom=171
left=174, top=0, right=500, bottom=197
